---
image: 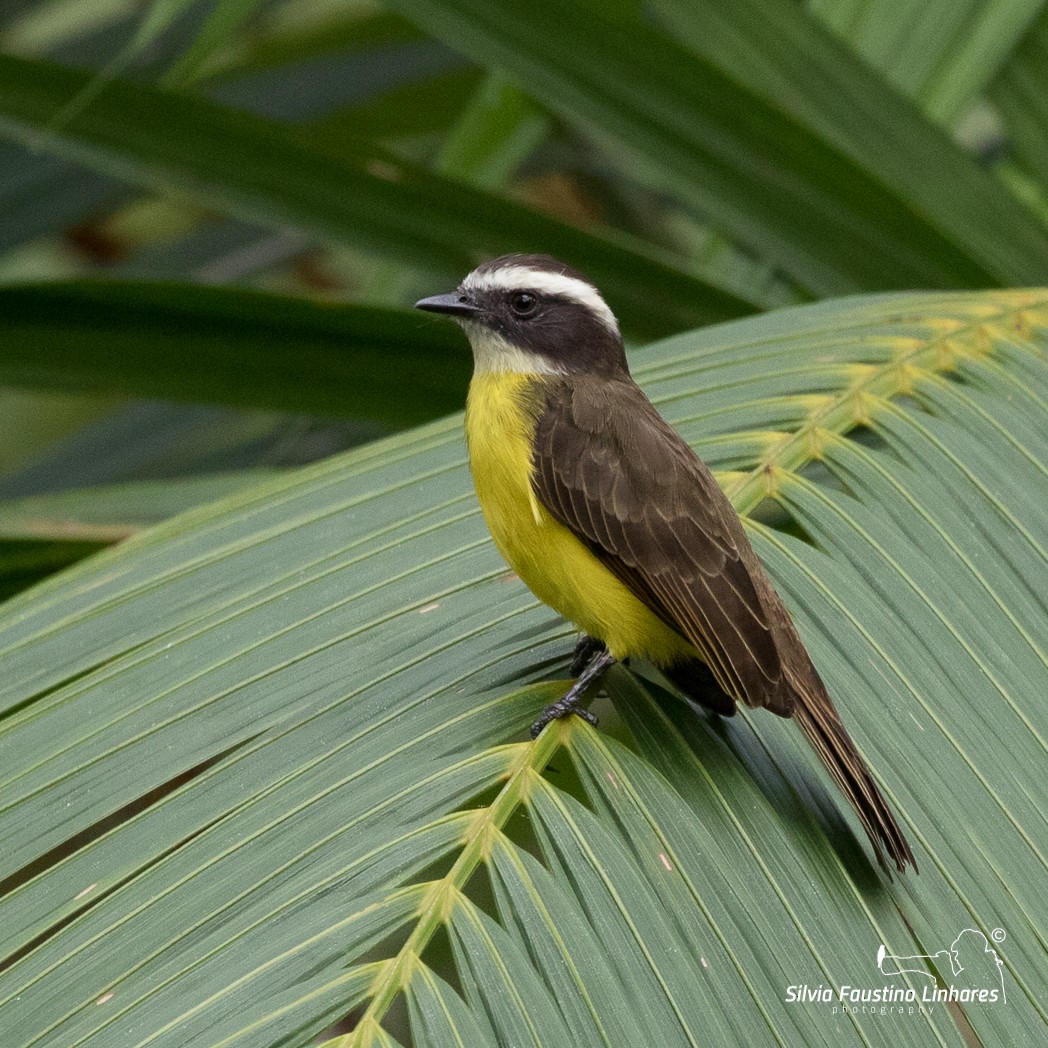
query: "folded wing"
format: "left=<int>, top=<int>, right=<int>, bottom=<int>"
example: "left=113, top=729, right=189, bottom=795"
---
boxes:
left=531, top=376, right=792, bottom=714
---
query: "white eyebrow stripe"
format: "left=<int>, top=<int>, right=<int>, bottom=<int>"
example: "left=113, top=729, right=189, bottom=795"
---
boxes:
left=463, top=266, right=619, bottom=332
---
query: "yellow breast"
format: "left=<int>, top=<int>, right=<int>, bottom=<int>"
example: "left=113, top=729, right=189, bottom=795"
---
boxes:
left=464, top=371, right=692, bottom=664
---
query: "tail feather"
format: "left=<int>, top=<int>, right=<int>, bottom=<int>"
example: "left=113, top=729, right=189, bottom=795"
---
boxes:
left=792, top=692, right=916, bottom=876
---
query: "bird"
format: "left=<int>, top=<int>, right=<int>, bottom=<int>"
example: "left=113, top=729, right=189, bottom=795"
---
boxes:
left=416, top=253, right=915, bottom=875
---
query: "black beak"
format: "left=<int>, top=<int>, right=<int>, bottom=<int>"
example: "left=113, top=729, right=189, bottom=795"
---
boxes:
left=415, top=292, right=482, bottom=318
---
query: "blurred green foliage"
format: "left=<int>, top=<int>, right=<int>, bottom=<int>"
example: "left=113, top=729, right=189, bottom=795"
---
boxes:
left=1, top=0, right=1047, bottom=594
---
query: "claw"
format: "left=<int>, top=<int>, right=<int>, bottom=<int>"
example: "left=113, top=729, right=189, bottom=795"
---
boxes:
left=531, top=649, right=616, bottom=737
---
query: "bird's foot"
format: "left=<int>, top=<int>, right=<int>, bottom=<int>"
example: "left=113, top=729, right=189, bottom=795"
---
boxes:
left=530, top=695, right=599, bottom=738
left=531, top=649, right=616, bottom=738
left=569, top=634, right=606, bottom=677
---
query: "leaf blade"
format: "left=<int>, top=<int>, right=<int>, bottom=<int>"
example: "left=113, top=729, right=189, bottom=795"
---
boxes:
left=0, top=53, right=753, bottom=338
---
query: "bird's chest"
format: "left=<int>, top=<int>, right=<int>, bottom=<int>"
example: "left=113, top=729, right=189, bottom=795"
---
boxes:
left=464, top=373, right=551, bottom=568
left=465, top=374, right=595, bottom=623
left=463, top=372, right=690, bottom=662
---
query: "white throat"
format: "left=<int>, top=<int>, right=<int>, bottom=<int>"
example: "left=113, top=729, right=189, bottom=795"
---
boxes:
left=463, top=323, right=565, bottom=375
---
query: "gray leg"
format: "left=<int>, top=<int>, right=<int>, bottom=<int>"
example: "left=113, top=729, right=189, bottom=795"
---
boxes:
left=531, top=649, right=617, bottom=738
left=569, top=634, right=606, bottom=677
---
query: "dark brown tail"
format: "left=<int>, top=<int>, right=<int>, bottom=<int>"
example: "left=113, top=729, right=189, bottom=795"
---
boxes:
left=792, top=692, right=916, bottom=876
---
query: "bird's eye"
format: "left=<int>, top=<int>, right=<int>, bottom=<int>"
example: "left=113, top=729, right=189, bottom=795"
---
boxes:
left=509, top=291, right=538, bottom=317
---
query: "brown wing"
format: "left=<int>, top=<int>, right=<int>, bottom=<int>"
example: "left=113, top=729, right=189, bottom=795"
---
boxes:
left=531, top=376, right=917, bottom=875
left=531, top=376, right=793, bottom=715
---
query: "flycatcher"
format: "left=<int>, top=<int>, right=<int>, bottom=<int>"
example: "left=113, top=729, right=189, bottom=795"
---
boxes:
left=417, top=253, right=914, bottom=875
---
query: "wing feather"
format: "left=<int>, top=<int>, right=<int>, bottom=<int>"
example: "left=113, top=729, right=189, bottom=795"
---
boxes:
left=532, top=378, right=789, bottom=713
left=530, top=375, right=916, bottom=873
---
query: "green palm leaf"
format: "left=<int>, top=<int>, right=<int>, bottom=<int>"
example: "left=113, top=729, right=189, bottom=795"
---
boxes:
left=0, top=281, right=469, bottom=424
left=0, top=291, right=1044, bottom=1047
left=0, top=53, right=749, bottom=339
left=384, top=0, right=1048, bottom=293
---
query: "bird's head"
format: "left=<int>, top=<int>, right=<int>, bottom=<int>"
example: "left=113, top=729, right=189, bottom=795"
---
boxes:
left=416, top=254, right=628, bottom=376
